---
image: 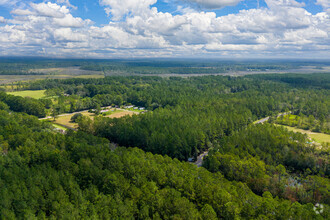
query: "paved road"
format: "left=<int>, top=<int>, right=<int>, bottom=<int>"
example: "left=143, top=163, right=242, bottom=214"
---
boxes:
left=255, top=117, right=270, bottom=124
left=254, top=112, right=291, bottom=124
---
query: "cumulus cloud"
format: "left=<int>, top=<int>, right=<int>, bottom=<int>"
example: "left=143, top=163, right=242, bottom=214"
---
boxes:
left=179, top=0, right=243, bottom=9
left=0, top=0, right=329, bottom=58
left=31, top=2, right=69, bottom=18
left=0, top=16, right=6, bottom=23
left=53, top=14, right=92, bottom=27
left=100, top=0, right=157, bottom=20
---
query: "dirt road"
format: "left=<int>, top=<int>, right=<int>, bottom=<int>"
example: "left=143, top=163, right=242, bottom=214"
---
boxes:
left=194, top=151, right=209, bottom=167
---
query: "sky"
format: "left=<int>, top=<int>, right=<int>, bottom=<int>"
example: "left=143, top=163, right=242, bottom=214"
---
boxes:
left=0, top=0, right=329, bottom=58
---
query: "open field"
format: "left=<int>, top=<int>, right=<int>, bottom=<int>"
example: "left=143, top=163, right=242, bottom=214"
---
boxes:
left=51, top=111, right=94, bottom=129
left=50, top=109, right=139, bottom=129
left=277, top=124, right=330, bottom=144
left=7, top=90, right=46, bottom=99
left=52, top=123, right=68, bottom=131
left=105, top=110, right=138, bottom=118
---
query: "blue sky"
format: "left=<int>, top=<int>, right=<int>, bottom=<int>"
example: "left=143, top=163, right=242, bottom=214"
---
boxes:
left=0, top=0, right=329, bottom=58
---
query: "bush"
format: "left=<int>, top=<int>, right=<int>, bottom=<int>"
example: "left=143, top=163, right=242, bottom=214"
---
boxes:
left=70, top=113, right=83, bottom=122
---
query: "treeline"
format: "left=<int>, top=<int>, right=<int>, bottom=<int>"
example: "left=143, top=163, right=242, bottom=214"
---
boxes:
left=0, top=70, right=45, bottom=75
left=203, top=124, right=329, bottom=204
left=0, top=92, right=47, bottom=117
left=0, top=110, right=327, bottom=219
left=79, top=60, right=301, bottom=75
left=248, top=73, right=330, bottom=90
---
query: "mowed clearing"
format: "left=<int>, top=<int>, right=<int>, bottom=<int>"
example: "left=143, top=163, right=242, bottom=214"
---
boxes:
left=7, top=90, right=46, bottom=99
left=277, top=124, right=330, bottom=144
left=105, top=111, right=137, bottom=118
left=51, top=109, right=139, bottom=130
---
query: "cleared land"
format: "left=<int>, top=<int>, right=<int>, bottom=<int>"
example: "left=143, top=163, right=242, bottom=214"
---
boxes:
left=277, top=124, right=330, bottom=144
left=50, top=109, right=139, bottom=130
left=254, top=115, right=329, bottom=145
left=7, top=90, right=46, bottom=99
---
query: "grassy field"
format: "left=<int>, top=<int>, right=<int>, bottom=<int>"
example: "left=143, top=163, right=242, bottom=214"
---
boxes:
left=7, top=90, right=46, bottom=99
left=277, top=124, right=330, bottom=144
left=105, top=110, right=138, bottom=118
left=52, top=123, right=68, bottom=131
left=51, top=109, right=138, bottom=129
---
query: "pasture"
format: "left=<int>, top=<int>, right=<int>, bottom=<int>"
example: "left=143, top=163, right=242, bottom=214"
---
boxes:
left=7, top=90, right=46, bottom=99
left=278, top=124, right=330, bottom=144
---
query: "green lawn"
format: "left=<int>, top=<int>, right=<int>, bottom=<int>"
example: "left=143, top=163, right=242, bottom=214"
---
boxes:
left=52, top=123, right=68, bottom=131
left=276, top=124, right=330, bottom=144
left=7, top=90, right=46, bottom=99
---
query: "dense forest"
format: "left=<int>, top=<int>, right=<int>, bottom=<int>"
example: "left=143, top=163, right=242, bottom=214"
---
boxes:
left=203, top=124, right=329, bottom=204
left=0, top=72, right=329, bottom=218
left=23, top=74, right=329, bottom=159
left=0, top=110, right=328, bottom=219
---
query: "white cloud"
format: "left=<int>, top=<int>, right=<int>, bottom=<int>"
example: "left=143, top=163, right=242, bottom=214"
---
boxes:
left=0, top=0, right=329, bottom=58
left=316, top=0, right=330, bottom=8
left=56, top=0, right=77, bottom=10
left=316, top=0, right=330, bottom=14
left=11, top=9, right=34, bottom=16
left=31, top=2, right=69, bottom=18
left=265, top=0, right=305, bottom=8
left=99, top=0, right=157, bottom=20
left=180, top=0, right=243, bottom=9
left=0, top=16, right=6, bottom=23
left=0, top=0, right=19, bottom=6
left=53, top=14, right=92, bottom=27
